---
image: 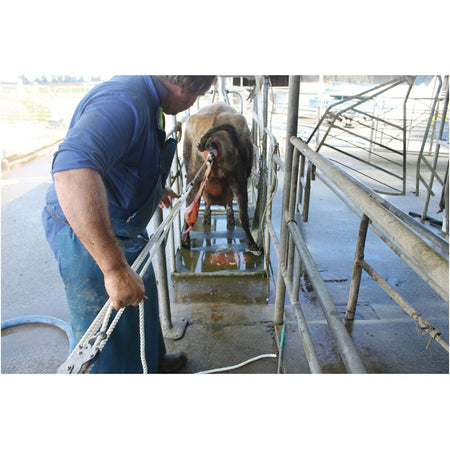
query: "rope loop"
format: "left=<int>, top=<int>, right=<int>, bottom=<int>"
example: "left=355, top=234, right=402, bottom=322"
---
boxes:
left=412, top=312, right=427, bottom=336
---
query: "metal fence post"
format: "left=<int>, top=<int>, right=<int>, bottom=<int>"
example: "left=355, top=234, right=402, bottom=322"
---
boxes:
left=154, top=208, right=188, bottom=340
left=274, top=75, right=300, bottom=325
left=346, top=214, right=370, bottom=320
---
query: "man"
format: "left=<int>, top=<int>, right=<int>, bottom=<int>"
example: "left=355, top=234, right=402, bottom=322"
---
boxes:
left=42, top=75, right=217, bottom=373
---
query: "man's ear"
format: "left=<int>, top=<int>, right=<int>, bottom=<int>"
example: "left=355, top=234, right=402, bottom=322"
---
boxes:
left=177, top=78, right=189, bottom=94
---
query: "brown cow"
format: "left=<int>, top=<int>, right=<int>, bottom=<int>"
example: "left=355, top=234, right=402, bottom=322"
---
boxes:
left=182, top=103, right=260, bottom=254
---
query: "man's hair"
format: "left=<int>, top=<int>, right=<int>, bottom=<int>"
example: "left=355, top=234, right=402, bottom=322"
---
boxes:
left=159, top=76, right=217, bottom=94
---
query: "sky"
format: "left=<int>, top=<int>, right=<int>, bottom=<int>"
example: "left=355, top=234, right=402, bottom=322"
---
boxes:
left=1, top=0, right=448, bottom=82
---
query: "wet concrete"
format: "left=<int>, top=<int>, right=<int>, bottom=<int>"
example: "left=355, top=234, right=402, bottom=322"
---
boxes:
left=172, top=211, right=269, bottom=304
left=165, top=303, right=278, bottom=374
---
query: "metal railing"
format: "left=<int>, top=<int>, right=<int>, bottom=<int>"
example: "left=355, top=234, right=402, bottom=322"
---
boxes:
left=292, top=137, right=448, bottom=351
left=415, top=75, right=449, bottom=234
left=279, top=131, right=448, bottom=361
left=270, top=76, right=450, bottom=374
left=271, top=77, right=367, bottom=373
left=303, top=77, right=415, bottom=200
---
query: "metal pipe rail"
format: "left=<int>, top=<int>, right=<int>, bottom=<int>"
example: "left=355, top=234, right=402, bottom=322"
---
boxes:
left=346, top=213, right=448, bottom=352
left=291, top=137, right=448, bottom=354
left=291, top=136, right=449, bottom=302
left=264, top=128, right=323, bottom=373
left=271, top=76, right=367, bottom=373
left=415, top=76, right=444, bottom=196
left=269, top=206, right=365, bottom=373
left=286, top=217, right=367, bottom=373
left=305, top=76, right=414, bottom=197
left=313, top=162, right=449, bottom=257
left=307, top=77, right=413, bottom=145
left=420, top=80, right=449, bottom=228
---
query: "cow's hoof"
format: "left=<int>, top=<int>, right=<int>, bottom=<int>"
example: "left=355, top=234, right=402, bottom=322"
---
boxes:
left=246, top=245, right=262, bottom=256
left=181, top=236, right=191, bottom=249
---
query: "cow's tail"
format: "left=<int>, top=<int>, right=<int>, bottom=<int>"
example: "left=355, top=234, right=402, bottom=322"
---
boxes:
left=197, top=124, right=239, bottom=151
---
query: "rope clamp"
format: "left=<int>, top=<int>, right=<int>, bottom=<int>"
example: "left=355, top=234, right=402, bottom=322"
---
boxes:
left=57, top=341, right=101, bottom=374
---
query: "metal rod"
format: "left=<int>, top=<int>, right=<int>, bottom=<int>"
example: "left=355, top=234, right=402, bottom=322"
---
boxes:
left=153, top=208, right=173, bottom=331
left=345, top=215, right=370, bottom=320
left=279, top=263, right=323, bottom=374
left=301, top=162, right=312, bottom=221
left=264, top=130, right=279, bottom=273
left=286, top=219, right=367, bottom=373
left=362, top=260, right=449, bottom=352
left=422, top=87, right=449, bottom=220
left=307, top=77, right=411, bottom=145
left=315, top=162, right=448, bottom=255
left=402, top=79, right=415, bottom=195
left=277, top=322, right=286, bottom=374
left=415, top=76, right=443, bottom=196
left=287, top=99, right=302, bottom=281
left=274, top=75, right=300, bottom=325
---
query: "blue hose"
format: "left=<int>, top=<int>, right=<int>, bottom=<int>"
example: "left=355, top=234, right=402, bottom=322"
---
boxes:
left=1, top=315, right=76, bottom=355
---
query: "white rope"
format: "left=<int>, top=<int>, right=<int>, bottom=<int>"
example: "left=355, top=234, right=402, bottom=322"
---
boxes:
left=138, top=302, right=148, bottom=374
left=196, top=353, right=278, bottom=374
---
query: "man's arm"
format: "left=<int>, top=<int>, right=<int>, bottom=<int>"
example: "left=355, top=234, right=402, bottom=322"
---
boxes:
left=54, top=168, right=146, bottom=310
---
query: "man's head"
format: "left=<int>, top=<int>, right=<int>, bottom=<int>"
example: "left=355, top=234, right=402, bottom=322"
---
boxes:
left=156, top=75, right=217, bottom=115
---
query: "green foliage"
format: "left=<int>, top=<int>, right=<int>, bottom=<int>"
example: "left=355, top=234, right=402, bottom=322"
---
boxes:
left=23, top=100, right=51, bottom=122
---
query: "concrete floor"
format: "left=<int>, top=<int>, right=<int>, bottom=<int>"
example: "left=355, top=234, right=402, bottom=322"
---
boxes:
left=1, top=143, right=448, bottom=375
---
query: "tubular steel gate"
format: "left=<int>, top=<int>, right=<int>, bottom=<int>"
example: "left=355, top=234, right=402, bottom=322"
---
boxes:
left=271, top=76, right=448, bottom=374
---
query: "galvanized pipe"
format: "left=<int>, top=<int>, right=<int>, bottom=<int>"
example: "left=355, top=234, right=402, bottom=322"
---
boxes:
left=291, top=136, right=449, bottom=302
left=287, top=101, right=301, bottom=281
left=346, top=215, right=370, bottom=320
left=422, top=87, right=449, bottom=221
left=279, top=263, right=322, bottom=374
left=286, top=218, right=367, bottom=373
left=415, top=76, right=442, bottom=196
left=402, top=80, right=415, bottom=195
left=153, top=208, right=173, bottom=331
left=274, top=75, right=300, bottom=325
left=268, top=207, right=321, bottom=372
left=264, top=129, right=279, bottom=273
left=313, top=168, right=448, bottom=258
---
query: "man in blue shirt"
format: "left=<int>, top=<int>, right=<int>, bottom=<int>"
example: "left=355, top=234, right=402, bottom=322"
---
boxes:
left=43, top=75, right=216, bottom=373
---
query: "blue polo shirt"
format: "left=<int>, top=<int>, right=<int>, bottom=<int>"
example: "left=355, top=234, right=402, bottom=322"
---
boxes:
left=43, top=75, right=168, bottom=257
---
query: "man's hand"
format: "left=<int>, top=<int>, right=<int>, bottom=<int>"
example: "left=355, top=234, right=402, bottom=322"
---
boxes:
left=104, top=265, right=148, bottom=310
left=159, top=186, right=180, bottom=208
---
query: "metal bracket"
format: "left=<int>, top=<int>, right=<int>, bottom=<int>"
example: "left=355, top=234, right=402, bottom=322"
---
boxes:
left=162, top=318, right=188, bottom=341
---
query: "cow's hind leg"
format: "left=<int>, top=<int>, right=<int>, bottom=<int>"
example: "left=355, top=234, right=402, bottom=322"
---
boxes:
left=234, top=187, right=260, bottom=254
left=226, top=201, right=235, bottom=230
left=203, top=204, right=211, bottom=226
